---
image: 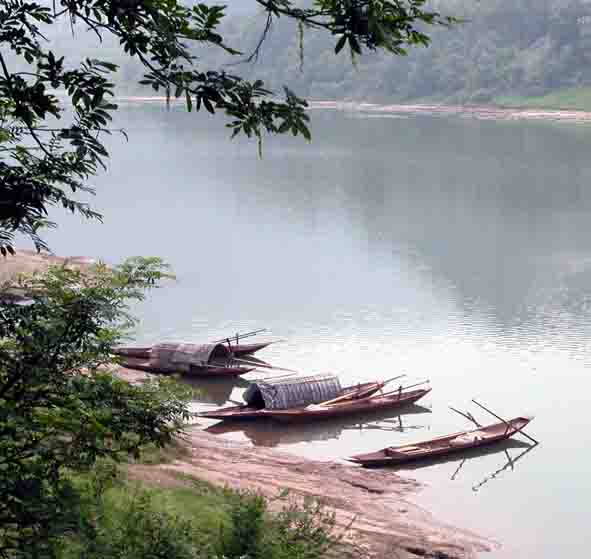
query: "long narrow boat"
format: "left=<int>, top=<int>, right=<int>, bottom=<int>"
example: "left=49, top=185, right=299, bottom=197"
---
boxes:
left=118, top=356, right=254, bottom=377
left=199, top=386, right=431, bottom=422
left=114, top=342, right=255, bottom=377
left=347, top=416, right=533, bottom=467
left=228, top=341, right=275, bottom=356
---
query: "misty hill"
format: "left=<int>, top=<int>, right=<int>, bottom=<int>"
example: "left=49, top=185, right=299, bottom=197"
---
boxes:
left=20, top=1, right=591, bottom=106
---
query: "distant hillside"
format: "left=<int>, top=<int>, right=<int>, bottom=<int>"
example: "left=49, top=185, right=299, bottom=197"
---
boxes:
left=22, top=1, right=591, bottom=109
left=185, top=0, right=591, bottom=106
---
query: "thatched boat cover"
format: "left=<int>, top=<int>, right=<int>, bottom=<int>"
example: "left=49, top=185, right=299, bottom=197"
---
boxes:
left=243, top=374, right=342, bottom=410
left=149, top=342, right=231, bottom=373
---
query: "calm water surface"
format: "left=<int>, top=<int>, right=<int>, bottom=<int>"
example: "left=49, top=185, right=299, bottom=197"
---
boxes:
left=48, top=106, right=591, bottom=558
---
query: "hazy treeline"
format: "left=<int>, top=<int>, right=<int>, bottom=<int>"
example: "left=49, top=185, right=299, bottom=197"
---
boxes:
left=33, top=0, right=591, bottom=103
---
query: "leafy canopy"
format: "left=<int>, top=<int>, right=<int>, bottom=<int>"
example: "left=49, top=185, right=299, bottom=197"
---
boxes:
left=0, top=0, right=455, bottom=253
left=0, top=257, right=191, bottom=557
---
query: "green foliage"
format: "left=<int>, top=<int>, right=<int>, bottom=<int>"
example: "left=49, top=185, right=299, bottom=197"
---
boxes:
left=62, top=489, right=199, bottom=559
left=190, top=0, right=591, bottom=106
left=0, top=258, right=191, bottom=558
left=0, top=1, right=452, bottom=253
left=217, top=489, right=337, bottom=559
left=217, top=490, right=267, bottom=559
left=54, top=469, right=338, bottom=559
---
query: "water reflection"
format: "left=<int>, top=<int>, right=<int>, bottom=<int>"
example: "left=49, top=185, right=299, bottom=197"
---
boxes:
left=395, top=437, right=539, bottom=492
left=182, top=376, right=250, bottom=406
left=470, top=442, right=539, bottom=492
left=204, top=404, right=431, bottom=447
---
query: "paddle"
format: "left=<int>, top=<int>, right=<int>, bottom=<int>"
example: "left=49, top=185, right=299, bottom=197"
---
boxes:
left=212, top=329, right=268, bottom=344
left=471, top=399, right=539, bottom=445
left=449, top=406, right=482, bottom=428
left=232, top=357, right=298, bottom=374
left=316, top=375, right=406, bottom=407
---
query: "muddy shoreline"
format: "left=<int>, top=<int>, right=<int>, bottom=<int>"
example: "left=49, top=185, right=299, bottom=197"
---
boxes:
left=117, top=95, right=591, bottom=124
left=117, top=367, right=495, bottom=559
left=129, top=425, right=496, bottom=559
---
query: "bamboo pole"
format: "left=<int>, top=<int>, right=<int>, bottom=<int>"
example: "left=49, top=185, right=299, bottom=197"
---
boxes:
left=232, top=357, right=297, bottom=374
left=318, top=375, right=408, bottom=406
left=449, top=406, right=482, bottom=427
left=471, top=399, right=539, bottom=444
left=212, top=329, right=267, bottom=343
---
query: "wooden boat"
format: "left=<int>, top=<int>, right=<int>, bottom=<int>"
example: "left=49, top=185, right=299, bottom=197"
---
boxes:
left=228, top=341, right=275, bottom=356
left=199, top=386, right=431, bottom=422
left=213, top=329, right=276, bottom=357
left=118, top=356, right=253, bottom=377
left=114, top=342, right=255, bottom=377
left=347, top=416, right=533, bottom=467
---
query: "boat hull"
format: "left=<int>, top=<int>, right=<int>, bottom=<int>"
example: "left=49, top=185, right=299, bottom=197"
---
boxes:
left=229, top=342, right=273, bottom=356
left=348, top=417, right=533, bottom=467
left=117, top=356, right=254, bottom=377
left=199, top=388, right=431, bottom=422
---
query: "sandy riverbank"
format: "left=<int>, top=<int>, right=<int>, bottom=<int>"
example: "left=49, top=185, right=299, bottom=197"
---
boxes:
left=128, top=423, right=495, bottom=559
left=117, top=367, right=495, bottom=559
left=117, top=94, right=591, bottom=124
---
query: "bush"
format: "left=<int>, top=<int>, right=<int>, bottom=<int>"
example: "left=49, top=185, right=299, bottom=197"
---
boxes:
left=218, top=490, right=337, bottom=559
left=59, top=490, right=199, bottom=559
left=56, top=472, right=338, bottom=559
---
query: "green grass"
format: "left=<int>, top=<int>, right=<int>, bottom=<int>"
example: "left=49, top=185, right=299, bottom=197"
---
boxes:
left=494, top=87, right=591, bottom=111
left=105, top=477, right=234, bottom=540
left=58, top=461, right=339, bottom=559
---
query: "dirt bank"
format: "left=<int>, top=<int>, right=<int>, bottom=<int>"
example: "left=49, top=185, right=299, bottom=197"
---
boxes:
left=0, top=249, right=97, bottom=283
left=128, top=420, right=496, bottom=559
left=308, top=101, right=591, bottom=124
left=118, top=95, right=591, bottom=124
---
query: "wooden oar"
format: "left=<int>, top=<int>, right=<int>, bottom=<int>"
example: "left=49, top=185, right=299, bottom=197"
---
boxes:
left=232, top=357, right=298, bottom=374
left=212, top=329, right=268, bottom=344
left=319, top=374, right=408, bottom=406
left=471, top=399, right=539, bottom=445
left=320, top=378, right=428, bottom=407
left=449, top=406, right=482, bottom=428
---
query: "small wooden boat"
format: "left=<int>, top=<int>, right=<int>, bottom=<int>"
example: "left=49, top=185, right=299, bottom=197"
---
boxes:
left=114, top=342, right=254, bottom=377
left=347, top=416, right=534, bottom=467
left=213, top=329, right=276, bottom=357
left=229, top=341, right=275, bottom=356
left=199, top=384, right=431, bottom=422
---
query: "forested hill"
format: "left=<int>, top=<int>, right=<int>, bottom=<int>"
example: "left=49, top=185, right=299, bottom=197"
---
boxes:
left=39, top=1, right=591, bottom=106
left=195, top=0, right=591, bottom=105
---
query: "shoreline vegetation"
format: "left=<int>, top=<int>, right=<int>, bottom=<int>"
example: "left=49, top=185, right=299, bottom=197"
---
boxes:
left=117, top=94, right=591, bottom=124
left=3, top=250, right=495, bottom=559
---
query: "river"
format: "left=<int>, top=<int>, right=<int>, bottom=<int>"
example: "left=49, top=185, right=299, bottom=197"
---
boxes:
left=47, top=104, right=591, bottom=558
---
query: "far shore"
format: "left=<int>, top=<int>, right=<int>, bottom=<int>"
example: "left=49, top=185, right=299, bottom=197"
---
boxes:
left=116, top=94, right=591, bottom=124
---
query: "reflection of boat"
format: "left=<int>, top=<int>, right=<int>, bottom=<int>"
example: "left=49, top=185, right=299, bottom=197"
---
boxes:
left=199, top=373, right=431, bottom=422
left=113, top=343, right=255, bottom=377
left=395, top=438, right=532, bottom=472
left=471, top=442, right=538, bottom=492
left=348, top=416, right=533, bottom=467
left=181, top=376, right=250, bottom=406
left=204, top=404, right=431, bottom=447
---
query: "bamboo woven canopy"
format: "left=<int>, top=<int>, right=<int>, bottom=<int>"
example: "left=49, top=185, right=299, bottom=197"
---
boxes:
left=243, top=374, right=342, bottom=410
left=148, top=342, right=232, bottom=373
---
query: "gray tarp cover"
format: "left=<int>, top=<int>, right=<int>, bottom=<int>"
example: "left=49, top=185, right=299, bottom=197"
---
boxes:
left=243, top=374, right=342, bottom=410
